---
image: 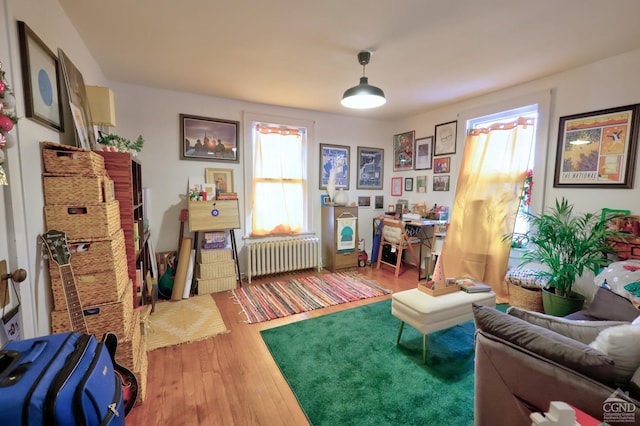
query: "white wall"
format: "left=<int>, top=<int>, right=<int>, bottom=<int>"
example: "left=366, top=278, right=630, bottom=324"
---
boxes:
left=395, top=48, right=640, bottom=217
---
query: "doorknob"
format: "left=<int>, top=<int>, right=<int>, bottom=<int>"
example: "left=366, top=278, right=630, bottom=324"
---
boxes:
left=1, top=260, right=26, bottom=309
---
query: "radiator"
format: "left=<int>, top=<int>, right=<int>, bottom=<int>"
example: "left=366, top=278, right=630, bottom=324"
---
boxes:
left=246, top=237, right=320, bottom=283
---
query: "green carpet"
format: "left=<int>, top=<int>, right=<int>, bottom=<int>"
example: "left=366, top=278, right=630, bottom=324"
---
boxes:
left=261, top=300, right=508, bottom=425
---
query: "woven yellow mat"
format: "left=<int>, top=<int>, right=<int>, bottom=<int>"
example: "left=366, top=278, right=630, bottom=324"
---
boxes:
left=146, top=294, right=229, bottom=351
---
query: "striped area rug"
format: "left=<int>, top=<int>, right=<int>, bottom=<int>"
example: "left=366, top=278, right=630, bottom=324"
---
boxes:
left=231, top=272, right=392, bottom=323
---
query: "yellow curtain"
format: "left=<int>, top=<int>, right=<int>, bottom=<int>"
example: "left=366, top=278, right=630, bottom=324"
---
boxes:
left=439, top=118, right=535, bottom=302
left=251, top=125, right=305, bottom=236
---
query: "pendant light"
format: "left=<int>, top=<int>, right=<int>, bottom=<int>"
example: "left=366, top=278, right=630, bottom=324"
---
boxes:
left=341, top=51, right=386, bottom=109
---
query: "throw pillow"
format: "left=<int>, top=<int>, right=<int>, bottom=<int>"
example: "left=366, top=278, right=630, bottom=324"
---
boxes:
left=594, top=260, right=640, bottom=306
left=583, top=287, right=640, bottom=322
left=590, top=324, right=640, bottom=388
left=507, top=306, right=629, bottom=344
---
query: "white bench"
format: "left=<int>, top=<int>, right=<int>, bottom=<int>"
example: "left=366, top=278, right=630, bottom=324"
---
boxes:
left=391, top=288, right=496, bottom=362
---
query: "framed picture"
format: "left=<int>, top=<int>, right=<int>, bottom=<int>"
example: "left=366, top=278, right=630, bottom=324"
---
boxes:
left=17, top=22, right=64, bottom=132
left=321, top=194, right=331, bottom=206
left=320, top=143, right=350, bottom=189
left=356, top=146, right=384, bottom=189
left=433, top=175, right=450, bottom=191
left=374, top=195, right=384, bottom=209
left=358, top=196, right=371, bottom=208
left=205, top=168, right=234, bottom=193
left=433, top=157, right=450, bottom=174
left=416, top=175, right=427, bottom=193
left=434, top=121, right=457, bottom=156
left=391, top=177, right=402, bottom=196
left=180, top=114, right=239, bottom=162
left=415, top=136, right=433, bottom=170
left=404, top=177, right=414, bottom=191
left=58, top=49, right=95, bottom=149
left=393, top=130, right=415, bottom=171
left=554, top=104, right=640, bottom=188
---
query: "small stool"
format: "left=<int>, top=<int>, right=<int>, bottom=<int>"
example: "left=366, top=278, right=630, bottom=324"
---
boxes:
left=391, top=288, right=496, bottom=363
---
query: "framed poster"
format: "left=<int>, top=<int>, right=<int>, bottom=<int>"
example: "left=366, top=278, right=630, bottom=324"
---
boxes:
left=358, top=196, right=371, bottom=208
left=391, top=177, right=402, bottom=196
left=415, top=136, right=433, bottom=170
left=433, top=157, right=450, bottom=174
left=58, top=48, right=95, bottom=149
left=180, top=114, right=239, bottom=162
left=404, top=177, right=413, bottom=191
left=374, top=195, right=384, bottom=209
left=17, top=21, right=64, bottom=132
left=321, top=194, right=330, bottom=206
left=320, top=143, right=350, bottom=189
left=433, top=175, right=450, bottom=191
left=434, top=121, right=457, bottom=156
left=554, top=104, right=640, bottom=188
left=416, top=176, right=427, bottom=193
left=356, top=146, right=383, bottom=189
left=393, top=130, right=415, bottom=171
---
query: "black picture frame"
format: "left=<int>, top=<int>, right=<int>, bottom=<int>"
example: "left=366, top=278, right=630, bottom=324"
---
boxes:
left=554, top=104, right=640, bottom=188
left=356, top=146, right=384, bottom=189
left=17, top=21, right=63, bottom=132
left=434, top=121, right=457, bottom=156
left=180, top=113, right=240, bottom=162
left=404, top=177, right=414, bottom=191
left=320, top=143, right=350, bottom=189
left=415, top=136, right=433, bottom=170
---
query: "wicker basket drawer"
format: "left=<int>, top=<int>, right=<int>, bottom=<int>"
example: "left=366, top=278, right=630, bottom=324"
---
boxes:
left=43, top=175, right=115, bottom=205
left=114, top=308, right=142, bottom=373
left=198, top=248, right=232, bottom=263
left=41, top=142, right=105, bottom=176
left=197, top=276, right=237, bottom=294
left=51, top=281, right=134, bottom=340
left=50, top=229, right=126, bottom=274
left=50, top=248, right=129, bottom=310
left=197, top=260, right=235, bottom=279
left=44, top=201, right=121, bottom=241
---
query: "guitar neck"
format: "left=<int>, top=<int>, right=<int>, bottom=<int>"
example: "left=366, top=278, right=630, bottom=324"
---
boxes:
left=59, top=264, right=88, bottom=334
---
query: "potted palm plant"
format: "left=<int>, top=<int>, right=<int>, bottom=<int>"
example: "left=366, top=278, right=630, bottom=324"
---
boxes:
left=509, top=197, right=626, bottom=316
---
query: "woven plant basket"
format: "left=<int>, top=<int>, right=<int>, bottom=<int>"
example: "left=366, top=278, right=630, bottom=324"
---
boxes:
left=508, top=281, right=544, bottom=312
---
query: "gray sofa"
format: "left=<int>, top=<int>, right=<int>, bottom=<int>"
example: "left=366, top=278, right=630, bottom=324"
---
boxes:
left=472, top=302, right=640, bottom=425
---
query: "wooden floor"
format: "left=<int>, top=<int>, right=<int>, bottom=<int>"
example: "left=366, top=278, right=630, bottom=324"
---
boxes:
left=125, top=265, right=418, bottom=425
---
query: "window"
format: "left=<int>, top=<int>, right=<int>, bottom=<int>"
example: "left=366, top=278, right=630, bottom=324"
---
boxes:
left=468, top=106, right=538, bottom=236
left=244, top=114, right=312, bottom=237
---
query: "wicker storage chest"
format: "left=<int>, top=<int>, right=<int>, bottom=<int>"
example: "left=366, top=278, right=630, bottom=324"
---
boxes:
left=43, top=175, right=115, bottom=205
left=41, top=141, right=105, bottom=176
left=49, top=243, right=129, bottom=310
left=197, top=260, right=235, bottom=279
left=51, top=281, right=133, bottom=339
left=197, top=276, right=237, bottom=294
left=44, top=200, right=121, bottom=241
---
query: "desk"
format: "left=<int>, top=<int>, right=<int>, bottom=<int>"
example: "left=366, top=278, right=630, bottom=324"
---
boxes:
left=372, top=217, right=446, bottom=281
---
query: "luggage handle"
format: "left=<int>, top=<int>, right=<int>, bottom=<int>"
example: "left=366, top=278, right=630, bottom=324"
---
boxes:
left=17, top=340, right=47, bottom=364
left=0, top=341, right=46, bottom=387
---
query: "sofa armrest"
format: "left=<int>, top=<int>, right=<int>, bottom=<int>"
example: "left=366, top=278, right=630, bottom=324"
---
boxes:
left=473, top=304, right=615, bottom=385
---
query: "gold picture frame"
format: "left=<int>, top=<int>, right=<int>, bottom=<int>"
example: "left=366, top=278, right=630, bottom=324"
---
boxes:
left=205, top=168, right=234, bottom=193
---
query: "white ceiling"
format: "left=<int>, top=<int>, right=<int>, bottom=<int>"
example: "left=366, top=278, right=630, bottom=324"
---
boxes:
left=58, top=0, right=640, bottom=121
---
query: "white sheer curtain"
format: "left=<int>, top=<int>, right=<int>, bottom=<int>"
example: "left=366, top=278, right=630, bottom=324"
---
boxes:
left=251, top=124, right=306, bottom=236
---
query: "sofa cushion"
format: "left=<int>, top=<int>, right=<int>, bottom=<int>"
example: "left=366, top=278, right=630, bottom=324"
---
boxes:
left=507, top=306, right=629, bottom=344
left=566, top=286, right=640, bottom=322
left=590, top=324, right=640, bottom=388
left=473, top=304, right=615, bottom=386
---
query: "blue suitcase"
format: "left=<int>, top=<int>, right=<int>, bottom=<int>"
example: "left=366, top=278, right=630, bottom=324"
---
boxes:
left=0, top=332, right=125, bottom=426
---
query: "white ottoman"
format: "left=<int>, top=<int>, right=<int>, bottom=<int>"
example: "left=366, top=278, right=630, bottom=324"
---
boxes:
left=391, top=288, right=496, bottom=362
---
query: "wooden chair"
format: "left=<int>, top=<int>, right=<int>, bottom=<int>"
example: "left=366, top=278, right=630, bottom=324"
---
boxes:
left=376, top=219, right=420, bottom=277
